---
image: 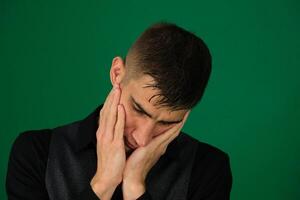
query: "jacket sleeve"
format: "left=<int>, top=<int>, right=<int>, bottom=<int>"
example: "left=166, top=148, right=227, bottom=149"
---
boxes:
left=76, top=184, right=102, bottom=200
left=6, top=131, right=50, bottom=200
left=6, top=131, right=105, bottom=200
left=188, top=150, right=233, bottom=200
left=136, top=190, right=152, bottom=200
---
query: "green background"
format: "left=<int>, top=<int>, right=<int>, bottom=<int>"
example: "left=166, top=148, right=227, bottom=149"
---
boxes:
left=1, top=0, right=299, bottom=199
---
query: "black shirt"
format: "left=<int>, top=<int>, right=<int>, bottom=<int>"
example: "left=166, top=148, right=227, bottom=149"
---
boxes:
left=6, top=105, right=232, bottom=200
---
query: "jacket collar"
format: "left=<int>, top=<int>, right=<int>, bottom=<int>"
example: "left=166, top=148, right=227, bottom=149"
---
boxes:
left=75, top=104, right=102, bottom=152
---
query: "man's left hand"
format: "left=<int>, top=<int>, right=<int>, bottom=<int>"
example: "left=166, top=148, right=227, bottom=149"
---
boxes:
left=122, top=111, right=190, bottom=200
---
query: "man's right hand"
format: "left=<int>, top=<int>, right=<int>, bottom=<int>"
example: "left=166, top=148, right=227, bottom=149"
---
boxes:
left=90, top=83, right=126, bottom=200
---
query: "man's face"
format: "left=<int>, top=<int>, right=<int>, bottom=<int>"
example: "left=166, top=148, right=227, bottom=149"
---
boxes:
left=118, top=75, right=188, bottom=154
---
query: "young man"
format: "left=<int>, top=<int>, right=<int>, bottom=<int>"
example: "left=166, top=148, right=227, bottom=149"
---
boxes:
left=6, top=22, right=232, bottom=200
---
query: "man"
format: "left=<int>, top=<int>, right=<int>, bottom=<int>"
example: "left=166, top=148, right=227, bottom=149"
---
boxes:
left=6, top=22, right=232, bottom=200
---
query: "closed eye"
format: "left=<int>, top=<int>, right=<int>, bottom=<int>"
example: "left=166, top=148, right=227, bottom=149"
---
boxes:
left=159, top=121, right=174, bottom=126
left=133, top=106, right=145, bottom=115
left=132, top=102, right=180, bottom=126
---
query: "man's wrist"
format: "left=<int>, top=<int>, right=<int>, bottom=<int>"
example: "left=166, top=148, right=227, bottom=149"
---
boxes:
left=90, top=177, right=118, bottom=200
left=122, top=180, right=146, bottom=200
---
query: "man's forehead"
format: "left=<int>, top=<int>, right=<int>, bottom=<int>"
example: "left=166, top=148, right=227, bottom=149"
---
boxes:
left=130, top=93, right=187, bottom=122
left=129, top=76, right=158, bottom=97
left=130, top=81, right=167, bottom=109
left=128, top=74, right=187, bottom=113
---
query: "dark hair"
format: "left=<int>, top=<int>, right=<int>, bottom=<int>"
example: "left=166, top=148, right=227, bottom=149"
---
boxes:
left=124, top=21, right=212, bottom=111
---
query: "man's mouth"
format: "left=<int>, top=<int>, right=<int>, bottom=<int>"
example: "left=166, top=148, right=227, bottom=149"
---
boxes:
left=124, top=137, right=136, bottom=150
left=126, top=141, right=135, bottom=150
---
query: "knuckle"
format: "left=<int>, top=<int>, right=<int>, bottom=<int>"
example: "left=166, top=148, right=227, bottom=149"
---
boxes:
left=158, top=144, right=167, bottom=154
left=113, top=140, right=123, bottom=148
left=96, top=133, right=101, bottom=141
left=96, top=129, right=104, bottom=140
left=101, top=133, right=110, bottom=142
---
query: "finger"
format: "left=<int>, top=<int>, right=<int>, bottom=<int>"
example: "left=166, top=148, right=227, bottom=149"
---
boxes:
left=162, top=110, right=190, bottom=145
left=151, top=121, right=183, bottom=147
left=106, top=84, right=120, bottom=109
left=98, top=86, right=118, bottom=139
left=162, top=125, right=182, bottom=147
left=114, top=104, right=125, bottom=141
left=100, top=85, right=118, bottom=119
left=180, top=110, right=190, bottom=126
left=155, top=122, right=185, bottom=155
left=105, top=87, right=121, bottom=141
left=98, top=87, right=114, bottom=122
left=153, top=110, right=191, bottom=147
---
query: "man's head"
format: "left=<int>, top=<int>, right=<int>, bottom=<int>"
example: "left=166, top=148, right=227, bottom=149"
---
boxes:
left=108, top=22, right=212, bottom=152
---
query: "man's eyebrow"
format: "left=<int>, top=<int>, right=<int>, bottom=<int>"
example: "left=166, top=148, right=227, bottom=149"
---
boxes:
left=130, top=95, right=183, bottom=124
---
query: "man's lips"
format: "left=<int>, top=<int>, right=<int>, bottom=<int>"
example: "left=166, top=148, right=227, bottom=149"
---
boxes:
left=124, top=137, right=137, bottom=149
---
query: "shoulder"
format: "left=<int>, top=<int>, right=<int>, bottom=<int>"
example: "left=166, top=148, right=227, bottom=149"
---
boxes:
left=197, top=139, right=230, bottom=165
left=178, top=132, right=231, bottom=176
left=9, top=129, right=52, bottom=167
left=183, top=133, right=233, bottom=198
left=12, top=129, right=52, bottom=151
left=6, top=129, right=53, bottom=197
left=181, top=132, right=230, bottom=164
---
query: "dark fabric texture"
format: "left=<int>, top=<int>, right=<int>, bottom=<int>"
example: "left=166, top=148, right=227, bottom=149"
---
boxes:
left=6, top=104, right=233, bottom=200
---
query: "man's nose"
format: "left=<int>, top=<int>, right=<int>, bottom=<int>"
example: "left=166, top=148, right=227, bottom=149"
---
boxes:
left=132, top=120, right=155, bottom=147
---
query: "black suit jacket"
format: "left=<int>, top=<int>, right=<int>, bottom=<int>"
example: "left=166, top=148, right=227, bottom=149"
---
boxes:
left=6, top=104, right=233, bottom=200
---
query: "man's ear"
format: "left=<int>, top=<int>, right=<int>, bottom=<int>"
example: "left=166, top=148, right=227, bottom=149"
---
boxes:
left=110, top=56, right=125, bottom=86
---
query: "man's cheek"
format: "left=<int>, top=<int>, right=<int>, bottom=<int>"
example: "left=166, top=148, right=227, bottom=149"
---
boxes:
left=153, top=126, right=172, bottom=137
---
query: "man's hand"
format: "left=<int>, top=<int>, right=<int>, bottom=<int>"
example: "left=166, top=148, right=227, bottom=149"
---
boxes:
left=122, top=111, right=190, bottom=200
left=90, top=83, right=126, bottom=200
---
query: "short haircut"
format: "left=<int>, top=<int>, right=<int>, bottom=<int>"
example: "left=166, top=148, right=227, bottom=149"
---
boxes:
left=123, top=21, right=212, bottom=111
